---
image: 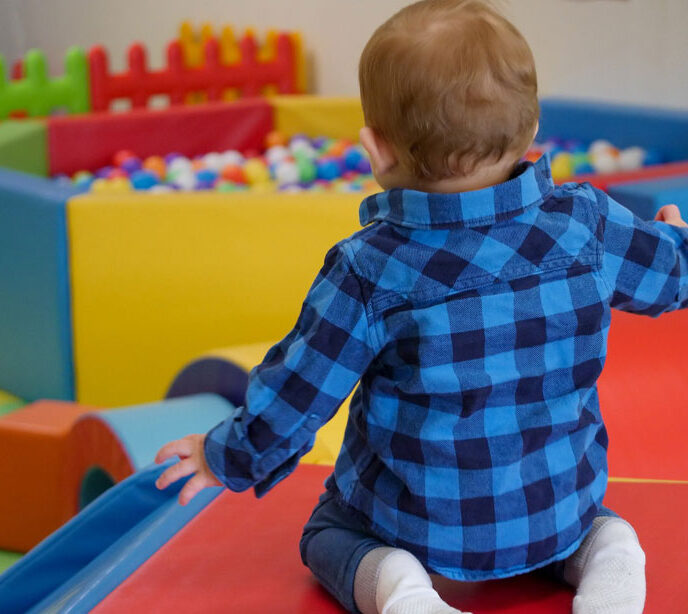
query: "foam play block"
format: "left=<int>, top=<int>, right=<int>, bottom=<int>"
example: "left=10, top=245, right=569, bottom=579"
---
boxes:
left=68, top=191, right=363, bottom=406
left=606, top=175, right=688, bottom=220
left=47, top=99, right=273, bottom=176
left=90, top=465, right=687, bottom=613
left=272, top=95, right=365, bottom=141
left=599, top=309, right=688, bottom=482
left=0, top=119, right=47, bottom=176
left=0, top=400, right=99, bottom=551
left=0, top=168, right=81, bottom=401
left=167, top=342, right=350, bottom=466
left=573, top=160, right=688, bottom=194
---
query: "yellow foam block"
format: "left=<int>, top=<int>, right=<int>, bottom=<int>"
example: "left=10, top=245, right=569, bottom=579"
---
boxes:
left=204, top=342, right=348, bottom=466
left=68, top=191, right=364, bottom=407
left=272, top=96, right=365, bottom=141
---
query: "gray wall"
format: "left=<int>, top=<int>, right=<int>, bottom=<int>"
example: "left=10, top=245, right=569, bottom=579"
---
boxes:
left=0, top=0, right=686, bottom=108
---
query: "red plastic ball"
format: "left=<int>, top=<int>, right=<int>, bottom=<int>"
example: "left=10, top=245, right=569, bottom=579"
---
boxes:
left=221, top=164, right=247, bottom=184
left=113, top=149, right=137, bottom=168
left=107, top=168, right=128, bottom=179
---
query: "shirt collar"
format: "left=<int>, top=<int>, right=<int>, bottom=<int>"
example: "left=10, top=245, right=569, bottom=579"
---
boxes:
left=359, top=155, right=554, bottom=229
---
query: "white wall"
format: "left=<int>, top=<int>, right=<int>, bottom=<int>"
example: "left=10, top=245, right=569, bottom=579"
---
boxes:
left=0, top=0, right=686, bottom=109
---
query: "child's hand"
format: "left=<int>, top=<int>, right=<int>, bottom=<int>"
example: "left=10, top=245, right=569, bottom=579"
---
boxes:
left=655, top=204, right=688, bottom=227
left=155, top=434, right=222, bottom=505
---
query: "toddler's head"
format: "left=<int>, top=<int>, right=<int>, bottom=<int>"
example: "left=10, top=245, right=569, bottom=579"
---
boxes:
left=359, top=0, right=539, bottom=191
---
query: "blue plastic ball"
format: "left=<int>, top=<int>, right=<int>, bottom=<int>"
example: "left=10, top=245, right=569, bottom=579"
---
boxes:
left=195, top=168, right=219, bottom=184
left=316, top=158, right=343, bottom=181
left=344, top=147, right=365, bottom=171
left=130, top=170, right=159, bottom=190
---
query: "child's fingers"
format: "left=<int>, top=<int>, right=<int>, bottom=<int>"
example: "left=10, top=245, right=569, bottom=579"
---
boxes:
left=155, top=437, right=194, bottom=464
left=178, top=473, right=214, bottom=506
left=155, top=458, right=197, bottom=490
left=655, top=204, right=687, bottom=227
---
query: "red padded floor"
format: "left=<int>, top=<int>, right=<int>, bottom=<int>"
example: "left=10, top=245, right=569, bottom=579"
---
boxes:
left=94, top=464, right=687, bottom=613
left=601, top=309, right=688, bottom=481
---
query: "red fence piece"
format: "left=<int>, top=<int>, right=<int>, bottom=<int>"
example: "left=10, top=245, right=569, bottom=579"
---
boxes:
left=89, top=32, right=299, bottom=112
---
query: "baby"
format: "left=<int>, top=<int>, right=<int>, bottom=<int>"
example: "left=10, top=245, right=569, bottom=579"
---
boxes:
left=156, top=1, right=688, bottom=612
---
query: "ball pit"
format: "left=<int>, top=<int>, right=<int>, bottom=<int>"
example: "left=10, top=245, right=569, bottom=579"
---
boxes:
left=526, top=139, right=662, bottom=182
left=57, top=133, right=376, bottom=195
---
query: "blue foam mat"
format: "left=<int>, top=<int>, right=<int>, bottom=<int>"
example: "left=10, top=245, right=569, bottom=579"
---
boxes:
left=0, top=460, right=221, bottom=613
left=538, top=99, right=688, bottom=162
left=608, top=175, right=688, bottom=220
left=97, top=393, right=236, bottom=470
left=0, top=167, right=81, bottom=401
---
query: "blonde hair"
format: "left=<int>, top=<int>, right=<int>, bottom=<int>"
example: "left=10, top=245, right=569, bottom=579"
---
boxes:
left=359, top=0, right=538, bottom=181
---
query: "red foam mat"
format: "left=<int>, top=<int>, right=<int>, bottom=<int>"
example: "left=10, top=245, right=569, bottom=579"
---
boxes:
left=601, top=309, right=688, bottom=481
left=47, top=99, right=274, bottom=176
left=94, top=464, right=687, bottom=613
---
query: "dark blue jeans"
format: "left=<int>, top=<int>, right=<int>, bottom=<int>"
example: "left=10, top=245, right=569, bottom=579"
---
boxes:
left=300, top=489, right=619, bottom=614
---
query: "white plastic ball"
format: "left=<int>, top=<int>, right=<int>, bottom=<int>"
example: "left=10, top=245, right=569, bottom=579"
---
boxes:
left=149, top=185, right=174, bottom=194
left=173, top=169, right=197, bottom=191
left=168, top=156, right=192, bottom=173
left=618, top=147, right=646, bottom=171
left=203, top=152, right=224, bottom=171
left=221, top=150, right=245, bottom=166
left=588, top=140, right=614, bottom=156
left=275, top=160, right=301, bottom=185
left=591, top=151, right=619, bottom=174
left=265, top=145, right=290, bottom=165
left=289, top=139, right=316, bottom=159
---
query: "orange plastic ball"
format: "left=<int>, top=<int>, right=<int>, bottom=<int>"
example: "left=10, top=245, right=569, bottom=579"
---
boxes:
left=142, top=156, right=166, bottom=179
left=221, top=164, right=247, bottom=184
left=328, top=140, right=351, bottom=158
left=265, top=131, right=288, bottom=148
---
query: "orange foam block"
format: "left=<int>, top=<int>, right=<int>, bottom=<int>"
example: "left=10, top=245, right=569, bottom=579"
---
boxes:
left=0, top=400, right=127, bottom=551
left=94, top=464, right=688, bottom=613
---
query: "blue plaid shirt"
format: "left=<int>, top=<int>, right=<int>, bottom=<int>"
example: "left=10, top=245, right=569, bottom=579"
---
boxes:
left=205, top=155, right=688, bottom=580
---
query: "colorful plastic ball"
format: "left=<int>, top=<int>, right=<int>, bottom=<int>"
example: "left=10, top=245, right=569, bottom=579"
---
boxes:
left=53, top=174, right=73, bottom=187
left=164, top=152, right=183, bottom=164
left=107, top=168, right=128, bottom=180
left=275, top=160, right=301, bottom=186
left=95, top=166, right=114, bottom=179
left=216, top=181, right=247, bottom=193
left=203, top=152, right=224, bottom=171
left=316, top=158, right=343, bottom=181
left=327, top=139, right=351, bottom=158
left=108, top=177, right=133, bottom=193
left=221, top=165, right=247, bottom=184
left=172, top=171, right=197, bottom=191
left=149, top=185, right=175, bottom=194
left=131, top=170, right=160, bottom=190
left=588, top=140, right=614, bottom=157
left=265, top=130, right=288, bottom=148
left=551, top=152, right=574, bottom=181
left=113, top=149, right=137, bottom=167
left=244, top=158, right=271, bottom=185
left=168, top=156, right=192, bottom=174
left=591, top=151, right=618, bottom=174
left=296, top=157, right=317, bottom=183
left=265, top=145, right=290, bottom=166
left=355, top=157, right=372, bottom=174
left=142, top=156, right=166, bottom=179
left=618, top=147, right=646, bottom=171
left=90, top=178, right=110, bottom=193
left=121, top=157, right=142, bottom=174
left=343, top=147, right=366, bottom=171
left=221, top=150, right=244, bottom=167
left=196, top=168, right=219, bottom=184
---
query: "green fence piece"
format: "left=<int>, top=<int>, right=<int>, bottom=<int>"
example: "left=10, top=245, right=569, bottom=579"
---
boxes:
left=0, top=46, right=90, bottom=119
left=0, top=120, right=48, bottom=176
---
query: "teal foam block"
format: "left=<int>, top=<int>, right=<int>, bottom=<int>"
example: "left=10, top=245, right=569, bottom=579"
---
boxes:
left=539, top=99, right=688, bottom=162
left=0, top=460, right=221, bottom=613
left=93, top=393, right=235, bottom=470
left=0, top=168, right=81, bottom=401
left=607, top=175, right=688, bottom=221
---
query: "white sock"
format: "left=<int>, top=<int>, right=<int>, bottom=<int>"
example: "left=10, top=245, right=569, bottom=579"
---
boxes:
left=353, top=547, right=472, bottom=614
left=563, top=517, right=646, bottom=614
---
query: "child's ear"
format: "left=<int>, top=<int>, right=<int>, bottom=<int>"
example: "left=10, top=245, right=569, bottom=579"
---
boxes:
left=360, top=127, right=398, bottom=175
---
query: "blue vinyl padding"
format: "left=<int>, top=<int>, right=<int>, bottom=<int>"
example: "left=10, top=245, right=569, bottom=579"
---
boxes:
left=608, top=176, right=688, bottom=220
left=539, top=99, right=688, bottom=162
left=0, top=167, right=81, bottom=401
left=96, top=393, right=235, bottom=470
left=0, top=460, right=221, bottom=613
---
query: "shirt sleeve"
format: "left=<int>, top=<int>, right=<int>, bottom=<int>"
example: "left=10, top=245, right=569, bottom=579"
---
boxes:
left=203, top=242, right=377, bottom=497
left=591, top=185, right=688, bottom=315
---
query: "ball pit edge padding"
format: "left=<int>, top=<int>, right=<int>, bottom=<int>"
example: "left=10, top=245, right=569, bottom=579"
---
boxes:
left=68, top=191, right=363, bottom=406
left=0, top=168, right=80, bottom=401
left=0, top=119, right=48, bottom=176
left=607, top=175, right=688, bottom=221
